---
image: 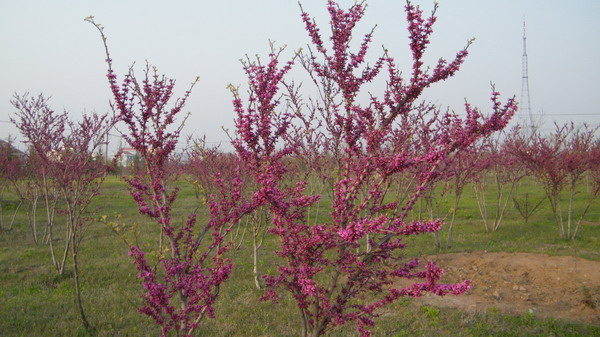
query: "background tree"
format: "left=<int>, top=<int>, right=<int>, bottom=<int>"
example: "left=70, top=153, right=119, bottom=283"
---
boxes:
left=510, top=123, right=598, bottom=239
left=444, top=145, right=486, bottom=248
left=0, top=138, right=24, bottom=231
left=472, top=132, right=525, bottom=232
left=11, top=93, right=66, bottom=248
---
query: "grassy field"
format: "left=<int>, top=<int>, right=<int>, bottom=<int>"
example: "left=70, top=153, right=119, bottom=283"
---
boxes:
left=1, top=175, right=599, bottom=336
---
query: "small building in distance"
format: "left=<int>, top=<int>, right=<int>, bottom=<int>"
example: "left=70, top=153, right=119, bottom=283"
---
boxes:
left=0, top=139, right=26, bottom=159
left=117, top=147, right=139, bottom=167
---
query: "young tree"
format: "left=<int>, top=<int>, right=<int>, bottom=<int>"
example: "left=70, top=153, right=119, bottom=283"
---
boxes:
left=472, top=133, right=525, bottom=232
left=87, top=17, right=248, bottom=336
left=504, top=127, right=545, bottom=224
left=0, top=138, right=24, bottom=231
left=444, top=146, right=486, bottom=248
left=54, top=113, right=114, bottom=330
left=230, top=1, right=517, bottom=336
left=11, top=93, right=66, bottom=247
left=185, top=138, right=241, bottom=204
left=562, top=124, right=599, bottom=239
left=575, top=137, right=600, bottom=238
left=186, top=139, right=269, bottom=289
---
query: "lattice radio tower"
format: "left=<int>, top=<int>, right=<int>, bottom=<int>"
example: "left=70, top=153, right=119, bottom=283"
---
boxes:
left=521, top=21, right=535, bottom=134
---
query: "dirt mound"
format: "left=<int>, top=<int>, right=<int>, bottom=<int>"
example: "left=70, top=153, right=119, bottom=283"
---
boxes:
left=403, top=252, right=600, bottom=325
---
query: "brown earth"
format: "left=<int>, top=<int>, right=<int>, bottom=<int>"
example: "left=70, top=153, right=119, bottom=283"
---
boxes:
left=399, top=251, right=600, bottom=325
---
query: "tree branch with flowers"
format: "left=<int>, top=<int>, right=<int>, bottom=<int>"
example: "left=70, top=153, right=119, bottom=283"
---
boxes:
left=87, top=17, right=250, bottom=336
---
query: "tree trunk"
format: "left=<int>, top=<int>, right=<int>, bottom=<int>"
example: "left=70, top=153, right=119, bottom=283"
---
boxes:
left=492, top=180, right=516, bottom=232
left=473, top=183, right=489, bottom=232
left=446, top=193, right=461, bottom=249
left=252, top=228, right=262, bottom=290
left=0, top=200, right=4, bottom=230
left=566, top=180, right=576, bottom=239
left=72, top=240, right=92, bottom=331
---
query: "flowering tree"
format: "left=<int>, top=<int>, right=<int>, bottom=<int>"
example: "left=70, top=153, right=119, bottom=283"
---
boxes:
left=0, top=138, right=24, bottom=231
left=473, top=130, right=526, bottom=232
left=3, top=148, right=42, bottom=233
left=185, top=139, right=271, bottom=289
left=387, top=104, right=452, bottom=246
left=387, top=104, right=443, bottom=218
left=231, top=1, right=517, bottom=336
left=11, top=93, right=66, bottom=247
left=443, top=145, right=488, bottom=248
left=561, top=124, right=599, bottom=238
left=87, top=17, right=249, bottom=336
left=185, top=138, right=242, bottom=204
left=579, top=138, right=600, bottom=237
left=503, top=127, right=545, bottom=224
left=56, top=113, right=114, bottom=330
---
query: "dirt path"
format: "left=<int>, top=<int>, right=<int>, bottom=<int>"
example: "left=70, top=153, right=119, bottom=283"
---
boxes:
left=401, top=251, right=600, bottom=325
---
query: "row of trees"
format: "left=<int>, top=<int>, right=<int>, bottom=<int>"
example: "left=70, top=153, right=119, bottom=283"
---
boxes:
left=511, top=124, right=600, bottom=239
left=418, top=123, right=600, bottom=248
left=2, top=106, right=598, bottom=336
left=1, top=93, right=114, bottom=330
left=4, top=122, right=597, bottom=245
left=1, top=1, right=596, bottom=336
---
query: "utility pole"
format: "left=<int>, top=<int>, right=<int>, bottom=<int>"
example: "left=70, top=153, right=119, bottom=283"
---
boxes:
left=105, top=129, right=109, bottom=164
left=521, top=20, right=536, bottom=135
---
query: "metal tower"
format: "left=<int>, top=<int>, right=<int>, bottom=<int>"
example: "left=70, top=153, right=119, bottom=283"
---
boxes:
left=520, top=21, right=535, bottom=134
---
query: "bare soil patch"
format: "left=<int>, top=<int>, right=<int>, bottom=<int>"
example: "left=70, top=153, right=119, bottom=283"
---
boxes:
left=402, top=251, right=600, bottom=325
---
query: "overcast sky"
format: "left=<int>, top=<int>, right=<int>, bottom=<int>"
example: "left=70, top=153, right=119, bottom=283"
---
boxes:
left=1, top=0, right=599, bottom=152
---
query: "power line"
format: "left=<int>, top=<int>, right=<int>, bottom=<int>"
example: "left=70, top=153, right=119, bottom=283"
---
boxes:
left=530, top=113, right=600, bottom=116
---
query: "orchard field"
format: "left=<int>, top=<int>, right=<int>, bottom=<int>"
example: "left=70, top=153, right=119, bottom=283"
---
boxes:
left=1, top=174, right=599, bottom=336
left=2, top=1, right=600, bottom=336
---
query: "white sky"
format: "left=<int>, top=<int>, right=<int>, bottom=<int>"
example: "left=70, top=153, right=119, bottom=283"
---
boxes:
left=1, top=0, right=599, bottom=152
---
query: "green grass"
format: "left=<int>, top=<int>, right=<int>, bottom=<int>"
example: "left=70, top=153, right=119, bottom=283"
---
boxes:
left=0, top=175, right=599, bottom=336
